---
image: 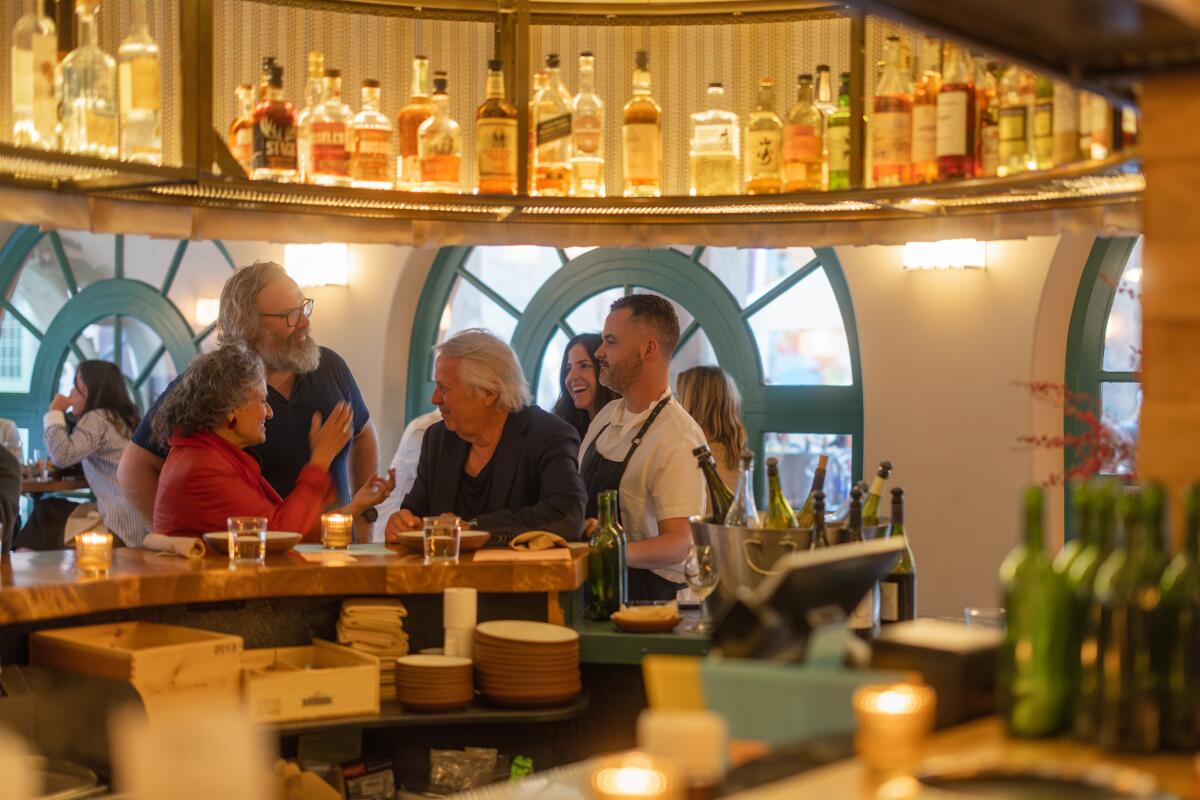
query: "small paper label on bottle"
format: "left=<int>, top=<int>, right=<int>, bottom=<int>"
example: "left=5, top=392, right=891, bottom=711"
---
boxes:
left=573, top=114, right=602, bottom=155
left=911, top=104, right=937, bottom=162
left=12, top=50, right=32, bottom=111
left=999, top=107, right=1027, bottom=143
left=476, top=119, right=517, bottom=181
left=980, top=127, right=1000, bottom=175
left=311, top=121, right=349, bottom=176
left=120, top=57, right=161, bottom=112
left=351, top=128, right=392, bottom=182
left=536, top=113, right=572, bottom=147
left=880, top=581, right=899, bottom=622
left=1034, top=103, right=1053, bottom=138
left=693, top=123, right=735, bottom=154
left=828, top=126, right=851, bottom=172
left=783, top=125, right=819, bottom=162
left=935, top=91, right=969, bottom=157
left=85, top=110, right=118, bottom=148
left=746, top=130, right=782, bottom=177
left=623, top=123, right=660, bottom=182
left=1054, top=85, right=1079, bottom=134
left=253, top=115, right=298, bottom=170
left=871, top=111, right=911, bottom=166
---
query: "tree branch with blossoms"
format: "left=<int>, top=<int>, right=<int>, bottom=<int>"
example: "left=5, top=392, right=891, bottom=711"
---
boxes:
left=1016, top=381, right=1136, bottom=487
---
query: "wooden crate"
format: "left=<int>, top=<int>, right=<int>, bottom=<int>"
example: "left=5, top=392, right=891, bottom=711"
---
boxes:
left=242, top=639, right=379, bottom=724
left=29, top=622, right=244, bottom=717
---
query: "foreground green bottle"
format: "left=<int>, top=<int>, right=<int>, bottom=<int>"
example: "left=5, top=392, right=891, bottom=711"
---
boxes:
left=999, top=486, right=1072, bottom=737
left=1073, top=480, right=1117, bottom=741
left=587, top=490, right=627, bottom=620
left=1054, top=481, right=1093, bottom=723
left=693, top=445, right=733, bottom=523
left=880, top=488, right=916, bottom=623
left=1162, top=484, right=1200, bottom=750
left=765, top=457, right=799, bottom=529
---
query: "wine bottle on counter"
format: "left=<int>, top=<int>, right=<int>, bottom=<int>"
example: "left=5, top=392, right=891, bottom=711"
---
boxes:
left=1162, top=483, right=1200, bottom=750
left=724, top=450, right=761, bottom=528
left=809, top=491, right=828, bottom=549
left=764, top=457, right=799, bottom=529
left=999, top=486, right=1072, bottom=737
left=1073, top=480, right=1117, bottom=741
left=587, top=489, right=627, bottom=620
left=846, top=487, right=881, bottom=638
left=861, top=460, right=893, bottom=526
left=793, top=454, right=828, bottom=528
left=693, top=445, right=733, bottom=523
left=880, top=488, right=916, bottom=623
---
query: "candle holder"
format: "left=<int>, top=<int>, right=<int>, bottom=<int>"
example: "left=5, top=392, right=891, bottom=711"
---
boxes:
left=321, top=513, right=353, bottom=550
left=75, top=531, right=113, bottom=576
left=853, top=683, right=937, bottom=776
left=590, top=752, right=680, bottom=800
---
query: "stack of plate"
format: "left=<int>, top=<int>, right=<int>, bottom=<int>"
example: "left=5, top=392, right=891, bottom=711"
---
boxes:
left=474, top=620, right=581, bottom=707
left=395, top=655, right=474, bottom=711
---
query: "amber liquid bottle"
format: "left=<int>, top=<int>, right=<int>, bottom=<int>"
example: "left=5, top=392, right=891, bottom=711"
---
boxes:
left=910, top=37, right=942, bottom=185
left=396, top=56, right=435, bottom=190
left=475, top=59, right=518, bottom=195
left=228, top=82, right=255, bottom=175
left=622, top=50, right=662, bottom=198
left=251, top=65, right=298, bottom=182
left=872, top=36, right=912, bottom=187
left=936, top=43, right=975, bottom=180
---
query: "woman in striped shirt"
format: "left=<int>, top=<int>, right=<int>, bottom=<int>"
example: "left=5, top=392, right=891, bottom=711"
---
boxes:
left=44, top=360, right=147, bottom=546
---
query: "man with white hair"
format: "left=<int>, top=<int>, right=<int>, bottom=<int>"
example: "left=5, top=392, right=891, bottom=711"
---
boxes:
left=385, top=329, right=586, bottom=543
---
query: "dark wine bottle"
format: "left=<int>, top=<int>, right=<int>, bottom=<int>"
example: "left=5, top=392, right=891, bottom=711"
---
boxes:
left=809, top=491, right=828, bottom=549
left=794, top=454, right=828, bottom=528
left=693, top=444, right=733, bottom=524
left=845, top=487, right=880, bottom=638
left=1073, top=479, right=1117, bottom=741
left=587, top=489, right=627, bottom=620
left=880, top=487, right=915, bottom=623
left=1162, top=483, right=1200, bottom=750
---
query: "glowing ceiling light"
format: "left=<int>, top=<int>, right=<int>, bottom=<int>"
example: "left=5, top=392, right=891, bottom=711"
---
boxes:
left=284, top=243, right=349, bottom=287
left=902, top=239, right=987, bottom=270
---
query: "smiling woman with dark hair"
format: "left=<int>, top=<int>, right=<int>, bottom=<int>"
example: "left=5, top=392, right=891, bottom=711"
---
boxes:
left=552, top=333, right=620, bottom=438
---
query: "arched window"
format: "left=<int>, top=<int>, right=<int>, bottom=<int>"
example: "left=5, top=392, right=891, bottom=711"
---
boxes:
left=408, top=246, right=864, bottom=504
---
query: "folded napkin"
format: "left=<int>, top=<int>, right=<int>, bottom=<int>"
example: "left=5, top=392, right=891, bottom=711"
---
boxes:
left=510, top=530, right=569, bottom=551
left=614, top=600, right=681, bottom=621
left=143, top=533, right=206, bottom=559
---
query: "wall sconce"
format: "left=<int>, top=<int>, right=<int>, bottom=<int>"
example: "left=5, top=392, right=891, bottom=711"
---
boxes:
left=284, top=243, right=350, bottom=287
left=194, top=297, right=220, bottom=326
left=902, top=239, right=986, bottom=270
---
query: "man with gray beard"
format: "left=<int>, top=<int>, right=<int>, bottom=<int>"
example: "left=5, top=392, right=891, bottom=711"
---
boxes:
left=119, top=261, right=387, bottom=539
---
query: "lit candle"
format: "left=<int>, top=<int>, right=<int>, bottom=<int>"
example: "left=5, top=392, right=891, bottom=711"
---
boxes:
left=321, top=513, right=353, bottom=550
left=853, top=683, right=937, bottom=775
left=590, top=753, right=680, bottom=800
left=75, top=531, right=113, bottom=576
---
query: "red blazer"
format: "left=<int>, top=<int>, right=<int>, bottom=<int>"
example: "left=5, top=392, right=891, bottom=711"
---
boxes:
left=154, top=430, right=331, bottom=541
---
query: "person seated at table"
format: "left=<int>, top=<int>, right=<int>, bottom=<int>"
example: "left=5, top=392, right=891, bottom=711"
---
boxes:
left=151, top=345, right=392, bottom=540
left=385, top=329, right=587, bottom=545
left=675, top=365, right=747, bottom=492
left=552, top=333, right=620, bottom=439
left=43, top=360, right=147, bottom=546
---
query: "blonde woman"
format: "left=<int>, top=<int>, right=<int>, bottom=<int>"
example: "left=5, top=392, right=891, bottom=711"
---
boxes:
left=675, top=366, right=747, bottom=491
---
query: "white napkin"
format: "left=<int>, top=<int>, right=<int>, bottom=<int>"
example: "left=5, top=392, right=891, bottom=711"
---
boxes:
left=443, top=587, right=477, bottom=630
left=143, top=533, right=206, bottom=559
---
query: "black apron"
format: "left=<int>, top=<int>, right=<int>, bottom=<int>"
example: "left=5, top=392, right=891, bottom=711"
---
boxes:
left=580, top=396, right=682, bottom=602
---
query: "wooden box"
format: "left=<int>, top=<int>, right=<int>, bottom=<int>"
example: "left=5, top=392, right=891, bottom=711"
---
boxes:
left=29, top=622, right=244, bottom=717
left=242, top=639, right=379, bottom=724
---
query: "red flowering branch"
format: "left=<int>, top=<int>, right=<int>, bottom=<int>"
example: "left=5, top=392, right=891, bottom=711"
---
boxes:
left=1015, top=381, right=1136, bottom=487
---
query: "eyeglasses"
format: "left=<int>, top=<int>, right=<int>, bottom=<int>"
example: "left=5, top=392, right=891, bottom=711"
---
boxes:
left=260, top=298, right=314, bottom=328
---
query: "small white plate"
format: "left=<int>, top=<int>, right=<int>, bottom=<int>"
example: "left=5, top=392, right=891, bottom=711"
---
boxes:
left=396, top=654, right=472, bottom=668
left=202, top=531, right=302, bottom=555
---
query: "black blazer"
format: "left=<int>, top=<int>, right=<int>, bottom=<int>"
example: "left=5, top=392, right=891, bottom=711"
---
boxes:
left=400, top=405, right=587, bottom=542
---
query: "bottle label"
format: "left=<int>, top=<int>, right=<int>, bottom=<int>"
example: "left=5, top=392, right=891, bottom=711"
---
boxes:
left=745, top=130, right=782, bottom=177
left=119, top=56, right=161, bottom=112
left=1054, top=85, right=1079, bottom=134
left=999, top=107, right=1027, bottom=143
left=421, top=130, right=461, bottom=184
left=935, top=91, right=969, bottom=157
left=252, top=114, right=298, bottom=170
left=536, top=112, right=572, bottom=147
left=1034, top=103, right=1053, bottom=138
left=311, top=121, right=349, bottom=176
left=351, top=128, right=392, bottom=182
left=693, top=123, right=735, bottom=155
left=871, top=111, right=911, bottom=166
left=828, top=125, right=851, bottom=173
left=623, top=123, right=660, bottom=181
left=880, top=581, right=899, bottom=622
left=980, top=126, right=1000, bottom=175
left=476, top=118, right=518, bottom=180
left=911, top=104, right=937, bottom=162
left=85, top=110, right=118, bottom=148
left=401, top=155, right=422, bottom=184
left=11, top=50, right=32, bottom=111
left=783, top=125, right=819, bottom=162
left=573, top=114, right=602, bottom=155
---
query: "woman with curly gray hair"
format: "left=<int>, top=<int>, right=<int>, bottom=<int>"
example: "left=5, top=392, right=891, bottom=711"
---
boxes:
left=152, top=346, right=392, bottom=539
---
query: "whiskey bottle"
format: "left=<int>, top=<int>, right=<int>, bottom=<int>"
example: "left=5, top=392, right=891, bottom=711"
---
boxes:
left=872, top=35, right=911, bottom=186
left=974, top=59, right=1000, bottom=177
left=783, top=74, right=823, bottom=192
left=911, top=36, right=942, bottom=184
left=689, top=82, right=740, bottom=196
left=827, top=72, right=852, bottom=190
left=60, top=1, right=117, bottom=158
left=296, top=51, right=325, bottom=183
left=532, top=54, right=573, bottom=196
left=228, top=83, right=255, bottom=175
left=257, top=56, right=277, bottom=102
left=117, top=0, right=161, bottom=165
left=475, top=59, right=518, bottom=196
left=417, top=73, right=462, bottom=193
left=1033, top=75, right=1054, bottom=170
left=350, top=79, right=394, bottom=189
left=397, top=56, right=435, bottom=190
left=935, top=42, right=975, bottom=180
left=745, top=76, right=784, bottom=195
left=11, top=0, right=57, bottom=149
left=309, top=69, right=352, bottom=187
left=1052, top=81, right=1080, bottom=166
left=251, top=65, right=298, bottom=182
left=998, top=65, right=1033, bottom=175
left=527, top=71, right=547, bottom=194
left=570, top=52, right=605, bottom=197
left=621, top=50, right=662, bottom=197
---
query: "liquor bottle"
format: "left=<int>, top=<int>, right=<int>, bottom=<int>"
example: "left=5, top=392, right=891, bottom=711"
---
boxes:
left=809, top=492, right=829, bottom=550
left=11, top=0, right=57, bottom=149
left=527, top=71, right=547, bottom=193
left=744, top=77, right=784, bottom=195
left=827, top=72, right=852, bottom=190
left=974, top=59, right=1000, bottom=177
left=846, top=487, right=882, bottom=637
left=693, top=445, right=733, bottom=524
left=1120, top=106, right=1138, bottom=150
left=228, top=83, right=255, bottom=175
left=782, top=74, right=823, bottom=192
left=724, top=450, right=761, bottom=528
left=350, top=79, right=394, bottom=190
left=1052, top=81, right=1080, bottom=166
left=764, top=457, right=798, bottom=529
left=999, top=486, right=1072, bottom=737
left=936, top=43, right=975, bottom=180
left=587, top=489, right=627, bottom=620
left=532, top=53, right=572, bottom=197
left=251, top=65, right=298, bottom=182
left=296, top=51, right=325, bottom=183
left=814, top=65, right=835, bottom=190
left=910, top=36, right=942, bottom=184
left=475, top=60, right=518, bottom=196
left=417, top=73, right=462, bottom=193
left=860, top=460, right=894, bottom=527
left=60, top=2, right=117, bottom=158
left=689, top=82, right=740, bottom=196
left=793, top=454, right=829, bottom=529
left=1088, top=94, right=1112, bottom=160
left=570, top=52, right=605, bottom=197
left=257, top=56, right=277, bottom=103
left=116, top=0, right=161, bottom=164
left=1078, top=91, right=1094, bottom=161
left=1033, top=76, right=1053, bottom=169
left=872, top=35, right=912, bottom=187
left=880, top=488, right=916, bottom=623
left=309, top=69, right=352, bottom=187
left=1074, top=480, right=1117, bottom=741
left=1162, top=483, right=1200, bottom=750
left=998, top=65, right=1032, bottom=175
left=622, top=50, right=662, bottom=198
left=397, top=55, right=435, bottom=190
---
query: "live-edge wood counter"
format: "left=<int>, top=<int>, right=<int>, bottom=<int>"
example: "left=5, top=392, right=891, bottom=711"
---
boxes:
left=0, top=546, right=587, bottom=625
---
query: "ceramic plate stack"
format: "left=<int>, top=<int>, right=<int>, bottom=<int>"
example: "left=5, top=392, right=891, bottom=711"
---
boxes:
left=395, top=655, right=474, bottom=711
left=474, top=621, right=581, bottom=707
left=337, top=599, right=409, bottom=702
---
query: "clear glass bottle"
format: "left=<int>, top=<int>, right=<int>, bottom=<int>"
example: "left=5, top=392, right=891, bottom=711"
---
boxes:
left=689, top=81, right=740, bottom=196
left=724, top=450, right=760, bottom=527
left=350, top=79, right=394, bottom=190
left=814, top=65, right=836, bottom=120
left=397, top=56, right=435, bottom=190
left=295, top=51, right=325, bottom=183
left=250, top=65, right=298, bottom=182
left=475, top=59, right=518, bottom=196
left=621, top=50, right=662, bottom=198
left=911, top=36, right=942, bottom=184
left=532, top=53, right=573, bottom=197
left=744, top=76, right=784, bottom=195
left=974, top=59, right=1000, bottom=177
left=527, top=71, right=547, bottom=194
left=570, top=51, right=605, bottom=197
left=60, top=2, right=117, bottom=158
left=871, top=35, right=912, bottom=186
left=309, top=68, right=352, bottom=187
left=936, top=42, right=975, bottom=180
left=228, top=82, right=255, bottom=175
left=783, top=74, right=823, bottom=192
left=998, top=65, right=1033, bottom=175
left=417, top=73, right=462, bottom=193
left=11, top=0, right=57, bottom=149
left=827, top=72, right=852, bottom=190
left=117, top=0, right=161, bottom=164
left=1033, top=75, right=1054, bottom=169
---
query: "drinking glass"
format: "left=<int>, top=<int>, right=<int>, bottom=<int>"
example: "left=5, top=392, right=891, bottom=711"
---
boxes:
left=423, top=514, right=461, bottom=565
left=321, top=513, right=353, bottom=549
left=28, top=447, right=48, bottom=480
left=227, top=516, right=267, bottom=566
left=964, top=606, right=1006, bottom=630
left=684, top=544, right=719, bottom=634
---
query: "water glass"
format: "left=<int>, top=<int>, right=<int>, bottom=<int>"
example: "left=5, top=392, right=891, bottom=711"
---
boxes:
left=321, top=513, right=353, bottom=549
left=964, top=606, right=1007, bottom=630
left=684, top=545, right=719, bottom=634
left=423, top=514, right=461, bottom=565
left=227, top=516, right=267, bottom=566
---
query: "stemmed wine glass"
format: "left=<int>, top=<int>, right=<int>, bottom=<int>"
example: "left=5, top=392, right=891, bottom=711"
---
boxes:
left=684, top=544, right=719, bottom=634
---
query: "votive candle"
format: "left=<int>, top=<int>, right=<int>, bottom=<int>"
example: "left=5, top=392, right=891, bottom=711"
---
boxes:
left=75, top=531, right=113, bottom=575
left=590, top=752, right=680, bottom=800
left=853, top=683, right=937, bottom=775
left=321, top=513, right=353, bottom=549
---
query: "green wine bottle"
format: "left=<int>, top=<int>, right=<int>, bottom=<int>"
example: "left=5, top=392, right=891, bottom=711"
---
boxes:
left=587, top=489, right=627, bottom=620
left=845, top=487, right=881, bottom=638
left=861, top=460, right=894, bottom=527
left=999, top=486, right=1072, bottom=737
left=764, top=457, right=799, bottom=529
left=809, top=491, right=829, bottom=549
left=793, top=454, right=828, bottom=528
left=1073, top=479, right=1118, bottom=741
left=693, top=445, right=734, bottom=524
left=880, top=487, right=916, bottom=623
left=1162, top=483, right=1200, bottom=750
left=1053, top=480, right=1091, bottom=578
left=1054, top=481, right=1092, bottom=723
left=827, top=72, right=852, bottom=190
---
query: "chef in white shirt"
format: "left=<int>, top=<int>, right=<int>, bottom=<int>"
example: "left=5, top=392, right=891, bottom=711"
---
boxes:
left=579, top=294, right=707, bottom=601
left=372, top=409, right=442, bottom=542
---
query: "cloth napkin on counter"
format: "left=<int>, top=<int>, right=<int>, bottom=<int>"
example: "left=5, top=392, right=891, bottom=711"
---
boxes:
left=143, top=533, right=206, bottom=559
left=510, top=530, right=569, bottom=550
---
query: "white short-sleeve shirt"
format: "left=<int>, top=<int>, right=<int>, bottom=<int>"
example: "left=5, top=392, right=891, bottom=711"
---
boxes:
left=579, top=389, right=708, bottom=583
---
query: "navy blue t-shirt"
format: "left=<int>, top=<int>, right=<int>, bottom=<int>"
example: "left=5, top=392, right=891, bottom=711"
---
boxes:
left=132, top=347, right=369, bottom=506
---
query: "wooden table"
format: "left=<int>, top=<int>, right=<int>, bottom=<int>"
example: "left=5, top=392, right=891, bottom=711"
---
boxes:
left=19, top=476, right=89, bottom=495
